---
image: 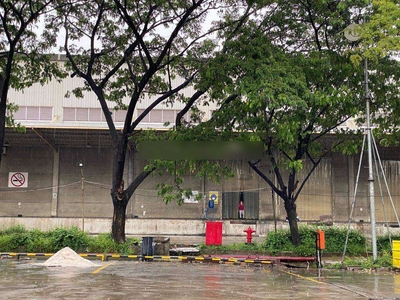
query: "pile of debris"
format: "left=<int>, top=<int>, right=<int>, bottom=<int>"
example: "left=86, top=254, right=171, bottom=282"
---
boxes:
left=42, top=247, right=99, bottom=268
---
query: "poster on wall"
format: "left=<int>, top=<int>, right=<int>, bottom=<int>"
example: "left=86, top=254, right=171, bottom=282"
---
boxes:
left=8, top=172, right=28, bottom=188
left=183, top=190, right=199, bottom=203
left=209, top=191, right=219, bottom=204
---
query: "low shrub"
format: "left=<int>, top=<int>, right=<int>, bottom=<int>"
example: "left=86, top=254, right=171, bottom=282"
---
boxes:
left=0, top=226, right=30, bottom=252
left=0, top=225, right=140, bottom=254
left=199, top=242, right=263, bottom=254
left=0, top=235, right=20, bottom=252
left=377, top=234, right=400, bottom=252
left=324, top=227, right=366, bottom=254
left=0, top=225, right=27, bottom=235
left=328, top=250, right=393, bottom=269
left=263, top=226, right=367, bottom=256
left=25, top=229, right=54, bottom=253
left=263, top=229, right=293, bottom=254
left=50, top=227, right=90, bottom=252
left=88, top=233, right=139, bottom=254
left=198, top=244, right=230, bottom=254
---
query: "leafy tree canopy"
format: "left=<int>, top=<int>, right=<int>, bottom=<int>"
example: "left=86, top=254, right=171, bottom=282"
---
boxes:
left=176, top=0, right=400, bottom=245
left=361, top=0, right=400, bottom=58
left=49, top=0, right=258, bottom=242
left=0, top=0, right=66, bottom=167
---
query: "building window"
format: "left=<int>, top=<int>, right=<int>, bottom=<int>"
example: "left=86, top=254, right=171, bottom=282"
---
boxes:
left=62, top=107, right=127, bottom=122
left=40, top=107, right=53, bottom=120
left=13, top=106, right=53, bottom=121
left=114, top=110, right=127, bottom=122
left=76, top=108, right=89, bottom=121
left=88, top=108, right=102, bottom=122
left=149, top=110, right=162, bottom=123
left=163, top=110, right=175, bottom=123
left=136, top=109, right=190, bottom=124
left=63, top=108, right=75, bottom=121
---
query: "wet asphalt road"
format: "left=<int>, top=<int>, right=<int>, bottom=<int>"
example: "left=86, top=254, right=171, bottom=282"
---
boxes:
left=1, top=259, right=400, bottom=300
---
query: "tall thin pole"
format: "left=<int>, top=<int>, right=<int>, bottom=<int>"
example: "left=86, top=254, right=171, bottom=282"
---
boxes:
left=81, top=165, right=85, bottom=232
left=365, top=58, right=377, bottom=261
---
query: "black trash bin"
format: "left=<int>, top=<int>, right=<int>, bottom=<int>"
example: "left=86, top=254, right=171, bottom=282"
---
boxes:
left=141, top=236, right=154, bottom=257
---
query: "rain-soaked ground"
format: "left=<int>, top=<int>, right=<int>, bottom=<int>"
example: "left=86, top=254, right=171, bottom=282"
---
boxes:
left=1, top=259, right=400, bottom=300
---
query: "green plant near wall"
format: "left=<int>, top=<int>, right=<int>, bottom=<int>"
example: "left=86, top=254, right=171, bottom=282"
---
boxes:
left=263, top=226, right=367, bottom=256
left=263, top=227, right=315, bottom=255
left=198, top=243, right=265, bottom=255
left=50, top=227, right=90, bottom=252
left=324, top=227, right=367, bottom=254
left=263, top=228, right=294, bottom=254
left=0, top=225, right=140, bottom=254
left=0, top=225, right=30, bottom=252
left=24, top=229, right=54, bottom=253
left=328, top=250, right=393, bottom=269
left=0, top=225, right=27, bottom=235
left=377, top=234, right=400, bottom=252
left=0, top=235, right=20, bottom=252
left=87, top=233, right=139, bottom=254
left=198, top=244, right=231, bottom=254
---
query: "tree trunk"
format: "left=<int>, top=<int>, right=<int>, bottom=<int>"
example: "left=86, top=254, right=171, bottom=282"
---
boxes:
left=110, top=134, right=128, bottom=243
left=111, top=193, right=128, bottom=243
left=0, top=75, right=6, bottom=167
left=109, top=136, right=155, bottom=243
left=284, top=198, right=300, bottom=246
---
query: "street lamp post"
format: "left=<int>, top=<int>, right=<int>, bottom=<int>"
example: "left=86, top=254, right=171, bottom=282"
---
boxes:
left=79, top=161, right=85, bottom=232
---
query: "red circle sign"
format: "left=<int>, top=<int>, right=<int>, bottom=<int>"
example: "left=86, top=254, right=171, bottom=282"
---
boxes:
left=11, top=172, right=26, bottom=187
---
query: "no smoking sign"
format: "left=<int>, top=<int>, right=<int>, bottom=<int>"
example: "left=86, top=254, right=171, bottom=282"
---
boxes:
left=8, top=172, right=28, bottom=188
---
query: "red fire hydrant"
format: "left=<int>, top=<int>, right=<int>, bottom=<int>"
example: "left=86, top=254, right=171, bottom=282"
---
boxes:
left=243, top=226, right=256, bottom=244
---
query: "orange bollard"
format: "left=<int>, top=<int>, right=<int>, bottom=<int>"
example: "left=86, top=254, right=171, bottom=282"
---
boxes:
left=316, top=229, right=325, bottom=250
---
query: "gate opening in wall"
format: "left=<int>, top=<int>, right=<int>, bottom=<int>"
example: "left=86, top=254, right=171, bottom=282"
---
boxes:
left=222, top=191, right=259, bottom=220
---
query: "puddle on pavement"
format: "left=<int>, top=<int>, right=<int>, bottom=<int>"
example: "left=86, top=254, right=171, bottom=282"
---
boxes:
left=0, top=259, right=399, bottom=299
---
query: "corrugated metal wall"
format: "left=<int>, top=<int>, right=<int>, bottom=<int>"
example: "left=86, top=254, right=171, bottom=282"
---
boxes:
left=8, top=72, right=216, bottom=126
left=373, top=160, right=400, bottom=222
left=296, top=159, right=333, bottom=220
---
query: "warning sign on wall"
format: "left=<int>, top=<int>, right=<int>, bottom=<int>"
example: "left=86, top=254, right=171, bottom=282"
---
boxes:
left=209, top=191, right=219, bottom=204
left=8, top=172, right=28, bottom=188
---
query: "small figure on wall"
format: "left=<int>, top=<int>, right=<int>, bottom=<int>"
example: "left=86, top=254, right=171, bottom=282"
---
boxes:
left=238, top=200, right=245, bottom=219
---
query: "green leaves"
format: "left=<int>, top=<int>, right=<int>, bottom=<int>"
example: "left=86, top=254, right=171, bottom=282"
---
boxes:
left=263, top=226, right=367, bottom=256
left=187, top=2, right=389, bottom=228
left=361, top=0, right=400, bottom=58
left=287, top=160, right=303, bottom=172
left=1, top=1, right=67, bottom=167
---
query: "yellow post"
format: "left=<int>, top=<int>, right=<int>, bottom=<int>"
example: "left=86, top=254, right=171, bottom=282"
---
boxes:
left=392, top=240, right=400, bottom=268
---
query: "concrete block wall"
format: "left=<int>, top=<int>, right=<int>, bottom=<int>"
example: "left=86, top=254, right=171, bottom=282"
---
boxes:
left=57, top=147, right=114, bottom=218
left=2, top=139, right=400, bottom=224
left=0, top=146, right=54, bottom=217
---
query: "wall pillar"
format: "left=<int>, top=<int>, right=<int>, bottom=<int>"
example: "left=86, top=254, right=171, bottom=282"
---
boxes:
left=332, top=153, right=351, bottom=222
left=51, top=149, right=60, bottom=217
left=348, top=155, right=355, bottom=218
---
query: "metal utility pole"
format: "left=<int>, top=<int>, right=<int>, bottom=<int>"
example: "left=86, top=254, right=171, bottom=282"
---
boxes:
left=365, top=59, right=377, bottom=261
left=344, top=22, right=377, bottom=261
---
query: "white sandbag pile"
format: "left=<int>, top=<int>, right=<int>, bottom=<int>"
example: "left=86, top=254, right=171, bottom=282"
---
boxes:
left=43, top=247, right=99, bottom=267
